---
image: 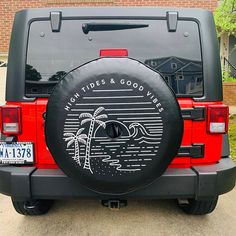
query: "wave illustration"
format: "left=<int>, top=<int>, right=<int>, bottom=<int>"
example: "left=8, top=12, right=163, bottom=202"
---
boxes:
left=129, top=122, right=162, bottom=144
left=102, top=155, right=141, bottom=172
left=139, top=140, right=161, bottom=144
left=129, top=123, right=162, bottom=138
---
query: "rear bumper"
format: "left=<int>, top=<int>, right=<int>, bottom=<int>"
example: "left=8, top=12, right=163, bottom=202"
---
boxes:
left=0, top=158, right=235, bottom=200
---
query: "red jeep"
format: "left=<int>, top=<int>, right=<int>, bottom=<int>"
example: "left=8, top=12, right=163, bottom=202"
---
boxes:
left=0, top=7, right=235, bottom=215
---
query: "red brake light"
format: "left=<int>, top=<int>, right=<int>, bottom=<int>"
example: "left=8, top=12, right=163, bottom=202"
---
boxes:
left=100, top=49, right=128, bottom=57
left=0, top=106, right=21, bottom=135
left=207, top=105, right=229, bottom=134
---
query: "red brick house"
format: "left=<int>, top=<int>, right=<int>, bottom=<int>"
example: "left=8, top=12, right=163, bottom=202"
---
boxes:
left=0, top=0, right=219, bottom=60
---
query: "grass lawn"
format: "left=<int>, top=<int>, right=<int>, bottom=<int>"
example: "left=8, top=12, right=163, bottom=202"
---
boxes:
left=229, top=114, right=236, bottom=162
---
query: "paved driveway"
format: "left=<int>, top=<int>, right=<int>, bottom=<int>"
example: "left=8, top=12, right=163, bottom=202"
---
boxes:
left=0, top=187, right=236, bottom=236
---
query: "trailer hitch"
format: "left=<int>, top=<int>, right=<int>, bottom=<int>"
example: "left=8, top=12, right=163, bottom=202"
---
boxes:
left=101, top=199, right=127, bottom=210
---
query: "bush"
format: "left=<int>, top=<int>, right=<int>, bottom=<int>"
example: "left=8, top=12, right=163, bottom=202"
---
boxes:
left=214, top=0, right=236, bottom=36
left=222, top=68, right=236, bottom=82
left=224, top=77, right=236, bottom=82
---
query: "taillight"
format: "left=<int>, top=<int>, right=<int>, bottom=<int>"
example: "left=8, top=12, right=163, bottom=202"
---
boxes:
left=207, top=105, right=229, bottom=134
left=100, top=49, right=128, bottom=57
left=0, top=106, right=21, bottom=135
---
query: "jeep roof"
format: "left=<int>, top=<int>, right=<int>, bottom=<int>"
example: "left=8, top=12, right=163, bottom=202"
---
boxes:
left=6, top=7, right=222, bottom=101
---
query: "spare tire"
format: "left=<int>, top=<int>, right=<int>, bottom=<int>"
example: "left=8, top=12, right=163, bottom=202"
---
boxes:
left=45, top=58, right=183, bottom=194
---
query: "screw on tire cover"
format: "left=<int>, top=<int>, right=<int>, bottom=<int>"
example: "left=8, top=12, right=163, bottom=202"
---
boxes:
left=45, top=58, right=183, bottom=194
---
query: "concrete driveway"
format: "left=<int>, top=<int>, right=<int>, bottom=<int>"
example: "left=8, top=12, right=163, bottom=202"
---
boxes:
left=0, top=188, right=236, bottom=236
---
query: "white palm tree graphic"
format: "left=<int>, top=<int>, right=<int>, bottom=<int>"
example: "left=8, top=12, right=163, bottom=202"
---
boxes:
left=79, top=107, right=107, bottom=173
left=64, top=128, right=87, bottom=166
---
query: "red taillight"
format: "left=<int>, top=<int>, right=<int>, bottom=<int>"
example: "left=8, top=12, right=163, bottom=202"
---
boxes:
left=0, top=106, right=21, bottom=135
left=100, top=49, right=128, bottom=57
left=207, top=105, right=229, bottom=134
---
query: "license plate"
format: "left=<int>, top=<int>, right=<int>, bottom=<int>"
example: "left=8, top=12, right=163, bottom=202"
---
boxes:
left=0, top=142, right=34, bottom=164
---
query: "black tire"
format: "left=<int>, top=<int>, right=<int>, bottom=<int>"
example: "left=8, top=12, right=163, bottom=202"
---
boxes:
left=11, top=199, right=54, bottom=216
left=178, top=197, right=218, bottom=215
left=46, top=57, right=183, bottom=194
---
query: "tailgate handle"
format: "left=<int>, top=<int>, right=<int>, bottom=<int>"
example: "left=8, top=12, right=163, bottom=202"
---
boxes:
left=181, top=107, right=205, bottom=121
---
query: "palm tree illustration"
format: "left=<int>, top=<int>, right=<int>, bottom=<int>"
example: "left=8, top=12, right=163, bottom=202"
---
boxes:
left=64, top=128, right=87, bottom=166
left=79, top=107, right=108, bottom=173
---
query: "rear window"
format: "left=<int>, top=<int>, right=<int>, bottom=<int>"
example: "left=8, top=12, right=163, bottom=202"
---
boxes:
left=26, top=19, right=203, bottom=97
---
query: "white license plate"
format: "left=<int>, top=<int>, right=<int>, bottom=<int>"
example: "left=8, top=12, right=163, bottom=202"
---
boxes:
left=0, top=142, right=34, bottom=164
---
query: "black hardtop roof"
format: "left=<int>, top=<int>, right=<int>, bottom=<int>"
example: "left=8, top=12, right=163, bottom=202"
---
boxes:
left=6, top=7, right=222, bottom=102
left=16, top=7, right=211, bottom=18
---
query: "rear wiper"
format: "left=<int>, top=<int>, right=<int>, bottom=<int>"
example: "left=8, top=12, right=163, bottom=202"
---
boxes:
left=82, top=22, right=149, bottom=34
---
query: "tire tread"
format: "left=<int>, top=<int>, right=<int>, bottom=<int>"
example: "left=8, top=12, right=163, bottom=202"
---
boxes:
left=179, top=197, right=218, bottom=215
left=12, top=199, right=53, bottom=216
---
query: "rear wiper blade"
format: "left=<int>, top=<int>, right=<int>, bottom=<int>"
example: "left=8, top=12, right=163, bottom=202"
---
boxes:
left=82, top=22, right=149, bottom=34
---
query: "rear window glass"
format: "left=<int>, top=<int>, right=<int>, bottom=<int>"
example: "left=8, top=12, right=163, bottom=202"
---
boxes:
left=26, top=19, right=203, bottom=97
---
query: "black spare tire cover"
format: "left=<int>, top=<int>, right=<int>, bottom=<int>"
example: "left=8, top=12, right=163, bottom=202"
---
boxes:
left=45, top=58, right=183, bottom=194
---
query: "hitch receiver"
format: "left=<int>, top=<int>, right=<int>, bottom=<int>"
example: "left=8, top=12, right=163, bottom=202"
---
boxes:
left=101, top=199, right=127, bottom=209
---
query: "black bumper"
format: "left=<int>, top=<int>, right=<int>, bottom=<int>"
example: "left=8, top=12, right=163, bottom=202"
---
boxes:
left=0, top=158, right=235, bottom=200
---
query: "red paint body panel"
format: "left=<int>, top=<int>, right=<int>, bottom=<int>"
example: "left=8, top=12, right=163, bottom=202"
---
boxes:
left=170, top=98, right=193, bottom=167
left=35, top=98, right=57, bottom=168
left=191, top=101, right=223, bottom=165
left=3, top=98, right=224, bottom=169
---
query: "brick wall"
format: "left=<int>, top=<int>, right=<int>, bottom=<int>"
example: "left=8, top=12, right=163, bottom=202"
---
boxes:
left=0, top=0, right=218, bottom=54
left=223, top=82, right=236, bottom=106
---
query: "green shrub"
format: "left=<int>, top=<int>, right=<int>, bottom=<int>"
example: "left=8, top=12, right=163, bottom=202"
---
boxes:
left=224, top=77, right=236, bottom=82
left=214, top=0, right=236, bottom=36
left=222, top=68, right=236, bottom=82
